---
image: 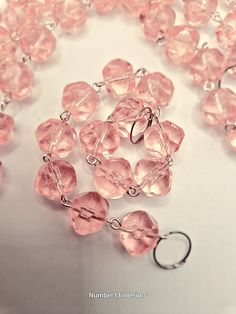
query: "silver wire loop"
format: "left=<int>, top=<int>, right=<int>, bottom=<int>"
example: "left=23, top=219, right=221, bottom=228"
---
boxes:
left=153, top=231, right=192, bottom=270
left=218, top=64, right=236, bottom=89
left=92, top=81, right=105, bottom=93
left=225, top=123, right=236, bottom=133
left=127, top=185, right=141, bottom=197
left=107, top=218, right=122, bottom=230
left=86, top=154, right=101, bottom=166
left=130, top=107, right=153, bottom=144
left=60, top=111, right=70, bottom=121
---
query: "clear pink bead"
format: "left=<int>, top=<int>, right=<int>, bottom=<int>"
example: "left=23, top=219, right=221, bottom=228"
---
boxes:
left=226, top=130, right=236, bottom=150
left=0, top=162, right=3, bottom=189
left=224, top=0, right=236, bottom=7
left=1, top=2, right=36, bottom=33
left=110, top=96, right=144, bottom=138
left=0, top=27, right=17, bottom=61
left=140, top=3, right=176, bottom=42
left=0, top=113, right=14, bottom=145
left=134, top=158, right=172, bottom=197
left=19, top=23, right=56, bottom=63
left=102, top=59, right=135, bottom=98
left=79, top=120, right=120, bottom=156
left=184, top=0, right=218, bottom=27
left=165, top=25, right=200, bottom=64
left=201, top=88, right=236, bottom=125
left=53, top=0, right=87, bottom=33
left=62, top=81, right=100, bottom=121
left=121, top=0, right=149, bottom=17
left=120, top=210, right=159, bottom=256
left=216, top=12, right=236, bottom=49
left=0, top=61, right=33, bottom=101
left=136, top=72, right=174, bottom=107
left=144, top=120, right=185, bottom=159
left=93, top=0, right=119, bottom=14
left=35, top=160, right=77, bottom=200
left=28, top=0, right=54, bottom=20
left=35, top=118, right=77, bottom=158
left=93, top=157, right=134, bottom=199
left=69, top=192, right=109, bottom=235
left=189, top=48, right=225, bottom=87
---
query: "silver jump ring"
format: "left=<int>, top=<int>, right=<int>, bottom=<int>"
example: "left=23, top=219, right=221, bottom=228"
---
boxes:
left=153, top=231, right=192, bottom=270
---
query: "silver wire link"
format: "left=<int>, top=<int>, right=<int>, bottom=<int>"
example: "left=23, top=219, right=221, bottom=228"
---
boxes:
left=218, top=64, right=236, bottom=89
left=211, top=11, right=222, bottom=23
left=130, top=107, right=153, bottom=144
left=225, top=122, right=236, bottom=133
left=22, top=54, right=31, bottom=64
left=127, top=185, right=142, bottom=197
left=156, top=30, right=167, bottom=47
left=60, top=111, right=71, bottom=122
left=153, top=231, right=192, bottom=270
left=92, top=81, right=105, bottom=93
left=107, top=217, right=122, bottom=230
left=86, top=154, right=101, bottom=166
left=1, top=94, right=12, bottom=112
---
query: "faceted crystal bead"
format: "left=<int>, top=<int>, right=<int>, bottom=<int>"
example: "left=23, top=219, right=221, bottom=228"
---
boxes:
left=62, top=81, right=100, bottom=121
left=28, top=0, right=54, bottom=20
left=189, top=48, right=225, bottom=87
left=0, top=61, right=33, bottom=100
left=93, top=157, right=134, bottom=199
left=200, top=88, right=236, bottom=125
left=184, top=0, right=218, bottom=27
left=134, top=158, right=172, bottom=196
left=69, top=192, right=109, bottom=235
left=136, top=72, right=174, bottom=107
left=120, top=210, right=159, bottom=256
left=216, top=12, right=236, bottom=49
left=140, top=3, right=176, bottom=42
left=35, top=118, right=77, bottom=158
left=110, top=96, right=144, bottom=138
left=102, top=59, right=135, bottom=98
left=34, top=160, right=77, bottom=200
left=79, top=120, right=120, bottom=156
left=165, top=25, right=200, bottom=64
left=144, top=120, right=185, bottom=159
left=0, top=162, right=3, bottom=189
left=0, top=113, right=14, bottom=144
left=53, top=0, right=87, bottom=33
left=19, top=23, right=56, bottom=63
left=226, top=130, right=236, bottom=150
left=0, top=27, right=17, bottom=61
left=93, top=0, right=119, bottom=14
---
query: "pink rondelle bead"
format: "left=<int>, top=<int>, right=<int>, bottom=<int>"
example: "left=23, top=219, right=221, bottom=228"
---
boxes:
left=93, top=157, right=134, bottom=199
left=140, top=3, right=176, bottom=42
left=35, top=118, right=77, bottom=158
left=136, top=72, right=174, bottom=107
left=184, top=0, right=218, bottom=27
left=201, top=88, right=236, bottom=125
left=165, top=25, right=200, bottom=64
left=62, top=81, right=100, bottom=121
left=189, top=48, right=225, bottom=87
left=79, top=120, right=120, bottom=156
left=0, top=113, right=14, bottom=145
left=69, top=192, right=109, bottom=236
left=102, top=59, right=136, bottom=98
left=19, top=23, right=56, bottom=63
left=216, top=11, right=236, bottom=49
left=0, top=61, right=33, bottom=100
left=35, top=160, right=77, bottom=200
left=0, top=27, right=17, bottom=61
left=93, top=0, right=119, bottom=14
left=144, top=121, right=185, bottom=159
left=134, top=158, right=172, bottom=197
left=120, top=210, right=159, bottom=256
left=53, top=0, right=87, bottom=33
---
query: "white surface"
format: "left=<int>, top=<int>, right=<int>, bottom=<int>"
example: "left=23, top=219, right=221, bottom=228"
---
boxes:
left=1, top=2, right=236, bottom=314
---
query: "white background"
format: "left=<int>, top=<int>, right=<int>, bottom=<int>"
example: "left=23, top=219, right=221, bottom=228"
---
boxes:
left=1, top=1, right=236, bottom=314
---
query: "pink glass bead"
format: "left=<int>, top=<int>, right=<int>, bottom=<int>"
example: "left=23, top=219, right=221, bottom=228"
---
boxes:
left=53, top=0, right=87, bottom=33
left=140, top=3, right=176, bottom=42
left=120, top=210, right=159, bottom=256
left=0, top=162, right=3, bottom=189
left=121, top=0, right=149, bottom=17
left=93, top=158, right=134, bottom=199
left=183, top=0, right=218, bottom=27
left=0, top=61, right=33, bottom=101
left=0, top=113, right=14, bottom=145
left=201, top=88, right=236, bottom=125
left=29, top=0, right=54, bottom=20
left=136, top=72, right=174, bottom=107
left=189, top=48, right=225, bottom=87
left=35, top=118, right=77, bottom=158
left=35, top=160, right=77, bottom=200
left=93, top=0, right=119, bottom=14
left=226, top=130, right=236, bottom=150
left=62, top=82, right=100, bottom=121
left=79, top=120, right=120, bottom=156
left=216, top=12, right=236, bottom=49
left=165, top=25, right=200, bottom=64
left=102, top=59, right=136, bottom=98
left=110, top=96, right=144, bottom=138
left=134, top=158, right=172, bottom=197
left=225, top=43, right=236, bottom=78
left=144, top=120, right=185, bottom=159
left=0, top=27, right=17, bottom=61
left=19, top=23, right=56, bottom=63
left=69, top=192, right=109, bottom=236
